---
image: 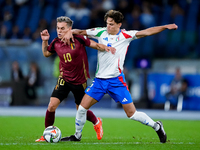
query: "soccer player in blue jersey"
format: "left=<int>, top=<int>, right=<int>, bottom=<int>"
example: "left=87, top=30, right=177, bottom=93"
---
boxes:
left=61, top=10, right=178, bottom=143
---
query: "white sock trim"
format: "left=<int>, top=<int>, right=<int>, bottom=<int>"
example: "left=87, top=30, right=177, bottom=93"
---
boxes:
left=129, top=111, right=138, bottom=119
left=75, top=132, right=82, bottom=139
left=129, top=111, right=156, bottom=128
left=154, top=122, right=160, bottom=131
left=78, top=105, right=87, bottom=111
left=94, top=119, right=99, bottom=126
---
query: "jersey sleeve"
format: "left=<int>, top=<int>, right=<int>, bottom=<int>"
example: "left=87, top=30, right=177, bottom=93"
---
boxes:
left=86, top=27, right=107, bottom=39
left=129, top=30, right=138, bottom=40
left=122, top=30, right=138, bottom=40
left=75, top=35, right=91, bottom=47
left=47, top=38, right=57, bottom=53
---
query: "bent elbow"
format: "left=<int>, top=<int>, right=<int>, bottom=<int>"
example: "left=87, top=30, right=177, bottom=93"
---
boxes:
left=43, top=55, right=47, bottom=57
left=43, top=53, right=50, bottom=57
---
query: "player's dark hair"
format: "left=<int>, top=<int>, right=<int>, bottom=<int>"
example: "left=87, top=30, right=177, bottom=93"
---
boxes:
left=104, top=10, right=124, bottom=24
left=57, top=16, right=73, bottom=27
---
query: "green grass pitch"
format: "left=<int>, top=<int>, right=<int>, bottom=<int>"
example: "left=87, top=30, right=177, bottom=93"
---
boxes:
left=0, top=117, right=199, bottom=150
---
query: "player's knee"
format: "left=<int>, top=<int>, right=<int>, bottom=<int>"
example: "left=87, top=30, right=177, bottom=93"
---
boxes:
left=78, top=105, right=87, bottom=114
left=126, top=110, right=136, bottom=118
left=48, top=102, right=58, bottom=112
left=48, top=98, right=60, bottom=112
left=127, top=113, right=134, bottom=118
left=48, top=104, right=56, bottom=112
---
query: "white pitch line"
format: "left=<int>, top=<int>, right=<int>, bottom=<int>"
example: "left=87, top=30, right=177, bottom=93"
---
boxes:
left=0, top=107, right=200, bottom=120
left=0, top=142, right=196, bottom=146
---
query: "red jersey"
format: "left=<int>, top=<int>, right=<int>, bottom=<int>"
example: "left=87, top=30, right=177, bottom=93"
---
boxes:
left=47, top=35, right=91, bottom=85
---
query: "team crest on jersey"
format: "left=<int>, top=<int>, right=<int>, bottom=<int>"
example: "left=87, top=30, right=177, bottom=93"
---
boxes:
left=70, top=43, right=75, bottom=50
left=90, top=28, right=95, bottom=31
left=116, top=36, right=119, bottom=41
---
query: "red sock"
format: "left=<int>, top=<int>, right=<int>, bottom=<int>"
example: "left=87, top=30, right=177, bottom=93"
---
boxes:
left=45, top=110, right=55, bottom=128
left=86, top=110, right=98, bottom=125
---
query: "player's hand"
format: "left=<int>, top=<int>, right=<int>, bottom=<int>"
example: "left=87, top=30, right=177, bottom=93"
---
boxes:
left=166, top=23, right=178, bottom=30
left=40, top=29, right=50, bottom=41
left=105, top=46, right=116, bottom=54
left=61, top=29, right=74, bottom=45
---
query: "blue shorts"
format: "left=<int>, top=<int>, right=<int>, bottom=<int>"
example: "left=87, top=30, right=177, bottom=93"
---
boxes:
left=85, top=73, right=133, bottom=104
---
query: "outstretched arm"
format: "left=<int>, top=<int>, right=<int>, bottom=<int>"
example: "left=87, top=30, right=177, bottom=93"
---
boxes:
left=72, top=29, right=87, bottom=35
left=40, top=29, right=54, bottom=57
left=89, top=40, right=116, bottom=54
left=136, top=23, right=178, bottom=39
left=61, top=29, right=88, bottom=45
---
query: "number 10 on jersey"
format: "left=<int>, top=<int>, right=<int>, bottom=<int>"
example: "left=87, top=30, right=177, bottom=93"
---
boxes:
left=63, top=53, right=72, bottom=63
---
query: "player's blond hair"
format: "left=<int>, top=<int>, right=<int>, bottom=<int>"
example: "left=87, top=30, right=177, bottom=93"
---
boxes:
left=57, top=16, right=73, bottom=27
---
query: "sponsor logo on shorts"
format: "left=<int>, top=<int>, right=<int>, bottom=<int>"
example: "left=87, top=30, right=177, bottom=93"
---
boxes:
left=122, top=98, right=128, bottom=103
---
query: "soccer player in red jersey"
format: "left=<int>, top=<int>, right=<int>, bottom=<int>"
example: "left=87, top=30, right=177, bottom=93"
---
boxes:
left=35, top=16, right=115, bottom=142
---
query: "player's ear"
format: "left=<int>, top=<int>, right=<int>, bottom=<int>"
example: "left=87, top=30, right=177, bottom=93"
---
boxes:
left=118, top=23, right=122, bottom=28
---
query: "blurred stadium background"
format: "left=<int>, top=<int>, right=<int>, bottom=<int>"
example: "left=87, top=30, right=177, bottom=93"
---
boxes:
left=0, top=0, right=200, bottom=111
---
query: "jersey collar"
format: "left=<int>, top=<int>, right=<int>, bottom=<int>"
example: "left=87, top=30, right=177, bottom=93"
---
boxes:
left=116, top=29, right=121, bottom=35
left=108, top=29, right=121, bottom=36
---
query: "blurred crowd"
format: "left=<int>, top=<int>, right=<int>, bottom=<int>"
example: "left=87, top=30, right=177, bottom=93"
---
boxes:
left=0, top=0, right=200, bottom=59
left=10, top=61, right=41, bottom=104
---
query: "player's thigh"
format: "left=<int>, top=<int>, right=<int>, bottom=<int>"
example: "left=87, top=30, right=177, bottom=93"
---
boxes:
left=51, top=77, right=70, bottom=102
left=85, top=78, right=106, bottom=102
left=109, top=85, right=133, bottom=105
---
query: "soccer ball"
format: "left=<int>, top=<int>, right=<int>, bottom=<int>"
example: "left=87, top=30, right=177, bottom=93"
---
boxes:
left=43, top=126, right=62, bottom=143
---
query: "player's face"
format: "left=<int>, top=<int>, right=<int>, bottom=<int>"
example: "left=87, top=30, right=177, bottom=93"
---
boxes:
left=106, top=17, right=121, bottom=35
left=56, top=22, right=71, bottom=39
